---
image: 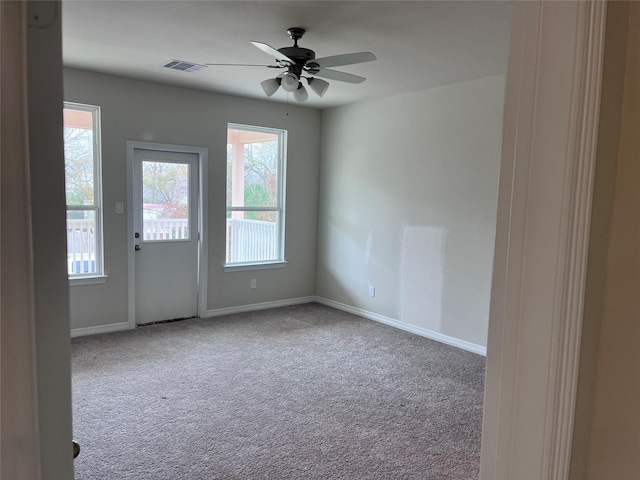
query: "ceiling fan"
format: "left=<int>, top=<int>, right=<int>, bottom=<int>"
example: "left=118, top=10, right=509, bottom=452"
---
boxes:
left=205, top=28, right=377, bottom=103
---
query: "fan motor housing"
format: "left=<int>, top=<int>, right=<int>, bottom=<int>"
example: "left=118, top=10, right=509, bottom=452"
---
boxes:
left=278, top=46, right=315, bottom=64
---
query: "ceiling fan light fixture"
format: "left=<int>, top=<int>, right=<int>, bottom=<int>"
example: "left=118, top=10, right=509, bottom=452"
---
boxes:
left=307, top=77, right=329, bottom=97
left=293, top=84, right=309, bottom=103
left=209, top=28, right=376, bottom=103
left=281, top=72, right=299, bottom=92
left=260, top=77, right=281, bottom=97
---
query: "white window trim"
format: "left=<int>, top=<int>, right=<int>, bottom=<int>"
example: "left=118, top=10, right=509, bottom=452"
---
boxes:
left=64, top=102, right=105, bottom=279
left=69, top=275, right=109, bottom=286
left=225, top=123, right=287, bottom=267
left=223, top=261, right=287, bottom=272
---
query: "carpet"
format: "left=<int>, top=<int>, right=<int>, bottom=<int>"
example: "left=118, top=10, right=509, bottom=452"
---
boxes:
left=72, top=303, right=485, bottom=479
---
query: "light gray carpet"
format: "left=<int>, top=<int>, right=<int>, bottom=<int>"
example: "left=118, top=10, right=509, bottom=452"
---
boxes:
left=72, top=303, right=485, bottom=479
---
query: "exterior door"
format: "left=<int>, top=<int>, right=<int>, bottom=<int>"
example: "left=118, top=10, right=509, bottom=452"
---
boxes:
left=133, top=149, right=199, bottom=325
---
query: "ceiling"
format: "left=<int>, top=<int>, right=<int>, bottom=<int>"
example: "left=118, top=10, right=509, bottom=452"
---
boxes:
left=62, top=1, right=512, bottom=109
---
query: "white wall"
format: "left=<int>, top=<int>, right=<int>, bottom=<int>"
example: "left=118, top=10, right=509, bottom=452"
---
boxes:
left=64, top=68, right=321, bottom=330
left=316, top=75, right=505, bottom=350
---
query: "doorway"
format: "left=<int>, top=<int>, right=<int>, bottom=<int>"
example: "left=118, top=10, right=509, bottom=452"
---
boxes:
left=127, top=142, right=209, bottom=326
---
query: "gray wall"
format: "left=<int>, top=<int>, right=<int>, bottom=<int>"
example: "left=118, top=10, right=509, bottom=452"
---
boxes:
left=64, top=68, right=321, bottom=329
left=316, top=75, right=505, bottom=348
left=65, top=68, right=505, bottom=352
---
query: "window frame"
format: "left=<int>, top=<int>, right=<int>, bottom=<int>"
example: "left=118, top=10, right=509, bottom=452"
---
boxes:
left=225, top=123, right=287, bottom=269
left=64, top=101, right=106, bottom=281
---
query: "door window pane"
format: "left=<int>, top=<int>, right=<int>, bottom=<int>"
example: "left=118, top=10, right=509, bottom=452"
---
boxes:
left=142, top=161, right=190, bottom=241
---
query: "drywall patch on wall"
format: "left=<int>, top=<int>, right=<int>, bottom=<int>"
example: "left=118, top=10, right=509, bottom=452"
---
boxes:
left=399, top=225, right=446, bottom=333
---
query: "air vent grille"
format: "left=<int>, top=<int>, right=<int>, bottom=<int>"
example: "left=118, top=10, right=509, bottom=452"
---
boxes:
left=162, top=60, right=205, bottom=73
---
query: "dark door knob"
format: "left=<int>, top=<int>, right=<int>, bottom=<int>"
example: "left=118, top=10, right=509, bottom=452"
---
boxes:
left=135, top=245, right=141, bottom=251
left=134, top=232, right=140, bottom=238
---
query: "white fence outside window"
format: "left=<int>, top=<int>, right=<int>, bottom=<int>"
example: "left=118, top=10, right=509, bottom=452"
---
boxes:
left=226, top=218, right=278, bottom=263
left=67, top=218, right=277, bottom=271
left=142, top=218, right=189, bottom=241
left=67, top=218, right=97, bottom=274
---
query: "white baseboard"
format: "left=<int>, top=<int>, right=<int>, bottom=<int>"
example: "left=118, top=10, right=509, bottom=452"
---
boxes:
left=314, top=296, right=487, bottom=356
left=205, top=296, right=316, bottom=318
left=71, top=297, right=486, bottom=356
left=71, top=321, right=131, bottom=338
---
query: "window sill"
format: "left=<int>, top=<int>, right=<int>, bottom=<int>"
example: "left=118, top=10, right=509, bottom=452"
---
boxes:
left=223, top=261, right=287, bottom=272
left=69, top=275, right=109, bottom=286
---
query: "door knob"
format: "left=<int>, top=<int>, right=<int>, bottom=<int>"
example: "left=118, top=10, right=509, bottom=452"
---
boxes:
left=135, top=245, right=141, bottom=251
left=134, top=232, right=140, bottom=238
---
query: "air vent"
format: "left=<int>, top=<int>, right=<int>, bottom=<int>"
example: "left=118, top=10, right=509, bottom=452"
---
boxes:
left=162, top=60, right=205, bottom=73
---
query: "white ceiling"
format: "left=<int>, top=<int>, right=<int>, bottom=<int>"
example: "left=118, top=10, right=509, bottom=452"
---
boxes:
left=62, top=1, right=512, bottom=109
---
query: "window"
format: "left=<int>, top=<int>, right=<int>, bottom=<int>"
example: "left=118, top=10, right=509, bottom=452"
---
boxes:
left=63, top=102, right=104, bottom=278
left=226, top=124, right=286, bottom=267
left=141, top=159, right=191, bottom=241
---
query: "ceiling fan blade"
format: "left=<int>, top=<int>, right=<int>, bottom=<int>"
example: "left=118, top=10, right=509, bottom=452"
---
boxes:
left=250, top=41, right=294, bottom=64
left=311, top=68, right=366, bottom=84
left=307, top=52, right=377, bottom=69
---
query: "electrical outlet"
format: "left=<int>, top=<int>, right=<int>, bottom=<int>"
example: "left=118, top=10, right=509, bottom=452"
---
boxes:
left=250, top=279, right=256, bottom=289
left=368, top=285, right=375, bottom=297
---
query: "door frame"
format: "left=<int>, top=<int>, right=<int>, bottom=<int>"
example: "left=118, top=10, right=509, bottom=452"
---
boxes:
left=11, top=1, right=615, bottom=477
left=480, top=1, right=606, bottom=479
left=126, top=141, right=209, bottom=328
